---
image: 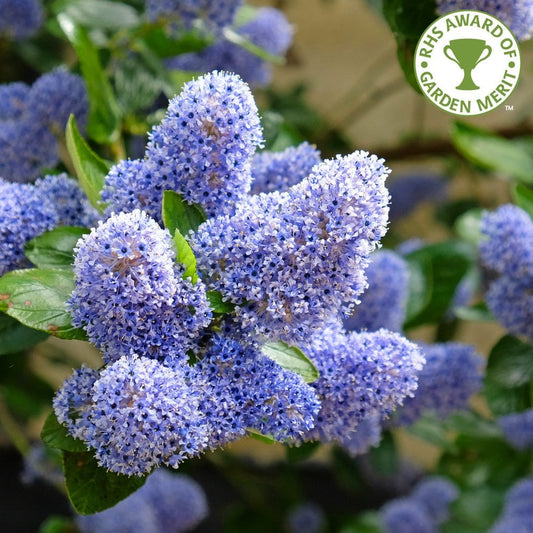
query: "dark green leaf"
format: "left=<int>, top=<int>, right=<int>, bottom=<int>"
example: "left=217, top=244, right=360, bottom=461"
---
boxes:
left=261, top=341, right=319, bottom=383
left=206, top=291, right=236, bottom=314
left=54, top=0, right=140, bottom=30
left=446, top=411, right=501, bottom=440
left=38, top=516, right=76, bottom=533
left=512, top=183, right=533, bottom=219
left=484, top=379, right=531, bottom=417
left=339, top=512, right=382, bottom=533
left=162, top=190, right=207, bottom=235
left=25, top=227, right=89, bottom=270
left=62, top=451, right=146, bottom=514
left=0, top=268, right=86, bottom=340
left=406, top=413, right=452, bottom=449
left=58, top=15, right=122, bottom=143
left=142, top=27, right=211, bottom=58
left=172, top=230, right=198, bottom=284
left=65, top=115, right=110, bottom=210
left=486, top=335, right=533, bottom=389
left=448, top=487, right=504, bottom=530
left=41, top=411, right=88, bottom=453
left=286, top=441, right=320, bottom=463
left=451, top=123, right=533, bottom=184
left=0, top=314, right=49, bottom=355
left=368, top=431, right=397, bottom=475
left=246, top=428, right=276, bottom=443
left=454, top=208, right=484, bottom=244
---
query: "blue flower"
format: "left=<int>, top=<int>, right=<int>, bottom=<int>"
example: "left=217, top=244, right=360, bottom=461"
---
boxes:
left=498, top=409, right=533, bottom=450
left=340, top=414, right=383, bottom=456
left=490, top=478, right=533, bottom=532
left=410, top=477, right=459, bottom=524
left=69, top=210, right=212, bottom=363
left=0, top=83, right=30, bottom=120
left=286, top=503, right=326, bottom=533
left=381, top=498, right=435, bottom=533
left=436, top=0, right=533, bottom=41
left=0, top=0, right=43, bottom=40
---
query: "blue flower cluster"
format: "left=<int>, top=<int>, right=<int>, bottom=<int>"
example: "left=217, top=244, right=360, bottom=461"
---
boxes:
left=286, top=503, right=326, bottom=533
left=381, top=476, right=458, bottom=533
left=498, top=409, right=533, bottom=450
left=490, top=478, right=533, bottom=532
left=250, top=142, right=321, bottom=195
left=103, top=71, right=263, bottom=221
left=0, top=175, right=96, bottom=275
left=169, top=7, right=293, bottom=86
left=394, top=342, right=483, bottom=426
left=0, top=68, right=88, bottom=182
left=343, top=250, right=409, bottom=333
left=480, top=205, right=533, bottom=341
left=0, top=0, right=43, bottom=40
left=76, top=468, right=208, bottom=533
left=436, top=0, right=533, bottom=41
left=300, top=321, right=423, bottom=449
left=68, top=210, right=212, bottom=363
left=341, top=414, right=383, bottom=457
left=192, top=151, right=390, bottom=342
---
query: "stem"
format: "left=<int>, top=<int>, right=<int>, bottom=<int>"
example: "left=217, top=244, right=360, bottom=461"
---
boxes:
left=0, top=392, right=30, bottom=456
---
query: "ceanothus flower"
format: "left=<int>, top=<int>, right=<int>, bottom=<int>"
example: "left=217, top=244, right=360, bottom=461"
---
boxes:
left=410, top=477, right=459, bottom=524
left=490, top=478, right=533, bottom=532
left=300, top=321, right=424, bottom=446
left=168, top=7, right=293, bottom=86
left=286, top=503, right=326, bottom=533
left=145, top=0, right=242, bottom=33
left=0, top=0, right=43, bottom=40
left=394, top=342, right=484, bottom=426
left=192, top=151, right=390, bottom=342
left=436, top=0, right=533, bottom=41
left=341, top=413, right=383, bottom=457
left=35, top=173, right=100, bottom=227
left=76, top=469, right=208, bottom=533
left=68, top=210, right=212, bottom=363
left=381, top=499, right=435, bottom=533
left=82, top=355, right=208, bottom=476
left=193, top=334, right=320, bottom=448
left=0, top=179, right=58, bottom=275
left=343, top=250, right=409, bottom=333
left=0, top=83, right=30, bottom=120
left=498, top=409, right=533, bottom=450
left=250, top=142, right=321, bottom=194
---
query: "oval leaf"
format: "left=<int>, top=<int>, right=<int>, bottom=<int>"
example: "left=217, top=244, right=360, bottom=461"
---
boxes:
left=162, top=190, right=207, bottom=236
left=261, top=341, right=319, bottom=383
left=41, top=411, right=88, bottom=453
left=55, top=0, right=140, bottom=30
left=0, top=313, right=49, bottom=354
left=172, top=230, right=198, bottom=283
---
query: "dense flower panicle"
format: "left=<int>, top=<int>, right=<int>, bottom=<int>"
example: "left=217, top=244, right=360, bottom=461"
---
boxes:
left=76, top=469, right=208, bottom=533
left=35, top=173, right=100, bottom=227
left=286, top=503, right=326, bottom=533
left=143, top=71, right=263, bottom=218
left=381, top=499, right=435, bottom=533
left=194, top=335, right=320, bottom=448
left=145, top=0, right=242, bottom=32
left=0, top=83, right=30, bottom=120
left=192, top=152, right=390, bottom=342
left=498, top=409, right=533, bottom=450
left=343, top=250, right=409, bottom=333
left=27, top=67, right=89, bottom=134
left=394, top=343, right=483, bottom=426
left=490, top=478, right=533, bottom=532
left=341, top=414, right=383, bottom=457
left=169, top=7, right=293, bottom=86
left=0, top=0, right=43, bottom=40
left=82, top=355, right=208, bottom=476
left=68, top=210, right=212, bottom=363
left=388, top=174, right=448, bottom=222
left=411, top=477, right=459, bottom=524
left=300, top=322, right=424, bottom=446
left=250, top=142, right=321, bottom=194
left=436, top=0, right=533, bottom=41
left=0, top=179, right=58, bottom=275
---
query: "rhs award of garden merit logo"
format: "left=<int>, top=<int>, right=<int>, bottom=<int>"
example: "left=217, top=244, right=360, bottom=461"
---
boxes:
left=415, top=10, right=521, bottom=116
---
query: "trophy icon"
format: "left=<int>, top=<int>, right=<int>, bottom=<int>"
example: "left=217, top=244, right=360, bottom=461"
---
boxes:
left=443, top=39, right=492, bottom=90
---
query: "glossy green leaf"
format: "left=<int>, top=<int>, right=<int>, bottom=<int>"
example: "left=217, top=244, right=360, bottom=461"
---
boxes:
left=0, top=268, right=86, bottom=340
left=41, top=411, right=88, bottom=453
left=162, top=190, right=207, bottom=236
left=142, top=27, right=211, bottom=58
left=512, top=183, right=533, bottom=219
left=452, top=123, right=533, bottom=184
left=25, top=226, right=89, bottom=270
left=58, top=15, right=121, bottom=143
left=0, top=314, right=49, bottom=355
left=54, top=0, right=140, bottom=30
left=172, top=230, right=198, bottom=284
left=206, top=291, right=236, bottom=314
left=261, top=341, right=319, bottom=383
left=486, top=335, right=533, bottom=389
left=65, top=115, right=110, bottom=210
left=62, top=450, right=146, bottom=514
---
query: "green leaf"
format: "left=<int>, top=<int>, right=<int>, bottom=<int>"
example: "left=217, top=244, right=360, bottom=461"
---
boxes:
left=454, top=301, right=493, bottom=322
left=142, top=27, right=211, bottom=58
left=62, top=450, right=146, bottom=514
left=339, top=512, right=382, bottom=533
left=368, top=431, right=397, bottom=475
left=0, top=268, right=86, bottom=340
left=454, top=208, right=484, bottom=245
left=223, top=27, right=285, bottom=64
left=483, top=379, right=531, bottom=417
left=54, top=0, right=140, bottom=30
left=404, top=241, right=474, bottom=329
left=246, top=428, right=276, bottom=444
left=162, top=190, right=207, bottom=235
left=512, top=183, right=533, bottom=219
left=286, top=441, right=320, bottom=463
left=41, top=411, right=88, bottom=453
left=0, top=314, right=49, bottom=355
left=25, top=227, right=89, bottom=270
left=451, top=123, right=533, bottom=184
left=58, top=15, right=122, bottom=143
left=38, top=516, right=75, bottom=533
left=406, top=413, right=452, bottom=449
left=261, top=341, right=319, bottom=383
left=448, top=487, right=505, bottom=530
left=206, top=291, right=236, bottom=314
left=172, top=230, right=198, bottom=283
left=66, top=115, right=110, bottom=210
left=486, top=335, right=533, bottom=389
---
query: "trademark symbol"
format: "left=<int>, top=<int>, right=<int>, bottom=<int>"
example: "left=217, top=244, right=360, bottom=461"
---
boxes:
left=505, top=105, right=514, bottom=111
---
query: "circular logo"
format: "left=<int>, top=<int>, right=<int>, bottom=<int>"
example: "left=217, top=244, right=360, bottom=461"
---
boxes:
left=414, top=10, right=521, bottom=116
